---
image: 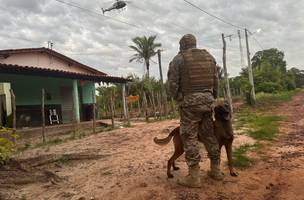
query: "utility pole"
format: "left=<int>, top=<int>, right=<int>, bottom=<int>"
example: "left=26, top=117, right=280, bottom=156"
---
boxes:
left=221, top=33, right=233, bottom=114
left=157, top=49, right=168, bottom=117
left=237, top=30, right=245, bottom=68
left=244, top=28, right=256, bottom=105
left=122, top=83, right=130, bottom=126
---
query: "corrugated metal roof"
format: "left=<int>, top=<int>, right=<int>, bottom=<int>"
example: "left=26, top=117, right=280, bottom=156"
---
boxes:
left=0, top=63, right=129, bottom=83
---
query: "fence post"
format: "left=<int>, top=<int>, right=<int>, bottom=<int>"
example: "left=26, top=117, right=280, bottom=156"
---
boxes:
left=41, top=88, right=46, bottom=143
left=110, top=90, right=115, bottom=129
left=143, top=92, right=149, bottom=122
left=92, top=90, right=96, bottom=134
left=9, top=89, right=16, bottom=143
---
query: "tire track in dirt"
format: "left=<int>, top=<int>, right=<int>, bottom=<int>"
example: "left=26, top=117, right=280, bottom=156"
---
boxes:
left=261, top=93, right=304, bottom=200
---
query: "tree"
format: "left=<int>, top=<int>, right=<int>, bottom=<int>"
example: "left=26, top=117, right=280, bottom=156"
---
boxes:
left=239, top=48, right=297, bottom=96
left=251, top=48, right=287, bottom=73
left=288, top=67, right=304, bottom=88
left=129, top=35, right=161, bottom=78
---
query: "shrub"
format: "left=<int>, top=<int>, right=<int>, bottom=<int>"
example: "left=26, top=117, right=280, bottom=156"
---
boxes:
left=0, top=127, right=16, bottom=165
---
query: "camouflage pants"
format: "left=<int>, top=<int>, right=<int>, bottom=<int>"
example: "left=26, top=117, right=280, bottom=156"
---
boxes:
left=180, top=105, right=220, bottom=167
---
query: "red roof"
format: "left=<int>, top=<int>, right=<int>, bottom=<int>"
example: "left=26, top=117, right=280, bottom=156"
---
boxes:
left=0, top=63, right=129, bottom=83
left=0, top=47, right=106, bottom=76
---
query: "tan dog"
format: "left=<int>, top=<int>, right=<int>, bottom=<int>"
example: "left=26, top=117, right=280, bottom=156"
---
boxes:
left=154, top=104, right=237, bottom=178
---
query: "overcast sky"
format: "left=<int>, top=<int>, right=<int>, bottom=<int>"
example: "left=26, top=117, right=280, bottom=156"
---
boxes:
left=0, top=0, right=303, bottom=79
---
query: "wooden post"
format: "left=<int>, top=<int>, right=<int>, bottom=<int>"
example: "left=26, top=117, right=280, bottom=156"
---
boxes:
left=157, top=49, right=168, bottom=117
left=143, top=92, right=149, bottom=122
left=245, top=28, right=256, bottom=105
left=238, top=30, right=245, bottom=69
left=222, top=33, right=233, bottom=114
left=0, top=96, right=3, bottom=127
left=41, top=88, right=46, bottom=143
left=122, top=83, right=130, bottom=126
left=110, top=90, right=115, bottom=128
left=9, top=89, right=16, bottom=143
left=156, top=92, right=162, bottom=119
left=151, top=89, right=157, bottom=119
left=137, top=99, right=141, bottom=118
left=122, top=84, right=127, bottom=121
left=92, top=91, right=96, bottom=134
left=170, top=97, right=176, bottom=117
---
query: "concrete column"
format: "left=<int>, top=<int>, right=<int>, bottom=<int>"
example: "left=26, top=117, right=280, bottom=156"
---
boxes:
left=0, top=83, right=12, bottom=116
left=72, top=80, right=80, bottom=122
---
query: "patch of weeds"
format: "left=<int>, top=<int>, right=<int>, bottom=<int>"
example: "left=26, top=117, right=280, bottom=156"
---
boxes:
left=58, top=155, right=70, bottom=165
left=34, top=138, right=63, bottom=148
left=235, top=110, right=282, bottom=141
left=255, top=89, right=301, bottom=108
left=101, top=171, right=113, bottom=176
left=77, top=132, right=87, bottom=139
left=17, top=143, right=31, bottom=152
left=251, top=142, right=264, bottom=150
left=122, top=122, right=132, bottom=127
left=247, top=115, right=282, bottom=141
left=232, top=145, right=255, bottom=169
left=101, top=126, right=115, bottom=132
left=61, top=192, right=74, bottom=198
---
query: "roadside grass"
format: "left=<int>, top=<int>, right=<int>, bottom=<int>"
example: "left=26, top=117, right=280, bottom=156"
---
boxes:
left=235, top=111, right=282, bottom=140
left=255, top=88, right=302, bottom=108
left=232, top=145, right=254, bottom=169
left=231, top=89, right=301, bottom=169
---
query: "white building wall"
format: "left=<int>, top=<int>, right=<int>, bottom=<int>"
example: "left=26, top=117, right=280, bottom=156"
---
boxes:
left=0, top=52, right=92, bottom=74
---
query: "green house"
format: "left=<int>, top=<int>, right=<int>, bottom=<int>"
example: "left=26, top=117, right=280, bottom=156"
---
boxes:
left=0, top=47, right=127, bottom=128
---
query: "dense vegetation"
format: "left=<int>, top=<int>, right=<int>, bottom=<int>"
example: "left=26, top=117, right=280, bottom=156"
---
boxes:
left=229, top=48, right=304, bottom=103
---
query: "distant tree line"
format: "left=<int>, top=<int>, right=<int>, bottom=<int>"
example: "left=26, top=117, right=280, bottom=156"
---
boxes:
left=226, top=48, right=304, bottom=102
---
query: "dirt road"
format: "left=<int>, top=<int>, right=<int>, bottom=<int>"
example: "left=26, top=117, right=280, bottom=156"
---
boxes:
left=1, top=93, right=304, bottom=200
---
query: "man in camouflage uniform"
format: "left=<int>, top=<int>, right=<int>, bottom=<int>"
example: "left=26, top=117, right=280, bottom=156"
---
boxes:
left=167, top=34, right=223, bottom=188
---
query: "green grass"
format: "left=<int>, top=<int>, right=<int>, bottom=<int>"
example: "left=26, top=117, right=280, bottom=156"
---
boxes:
left=236, top=111, right=282, bottom=141
left=232, top=145, right=255, bottom=169
left=231, top=90, right=300, bottom=169
left=255, top=89, right=302, bottom=108
left=233, top=111, right=281, bottom=169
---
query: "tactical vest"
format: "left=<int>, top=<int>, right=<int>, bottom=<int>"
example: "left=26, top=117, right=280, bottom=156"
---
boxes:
left=180, top=49, right=215, bottom=95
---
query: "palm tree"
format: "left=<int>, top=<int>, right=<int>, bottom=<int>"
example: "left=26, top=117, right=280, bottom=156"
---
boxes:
left=129, top=35, right=161, bottom=78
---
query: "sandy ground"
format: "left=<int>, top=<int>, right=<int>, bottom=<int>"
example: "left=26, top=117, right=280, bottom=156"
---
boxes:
left=1, top=93, right=304, bottom=200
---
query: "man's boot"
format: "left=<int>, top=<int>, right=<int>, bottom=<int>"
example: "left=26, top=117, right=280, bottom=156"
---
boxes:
left=177, top=165, right=201, bottom=188
left=207, top=159, right=224, bottom=180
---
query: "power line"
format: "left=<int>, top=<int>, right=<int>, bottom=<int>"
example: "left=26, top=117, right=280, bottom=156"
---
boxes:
left=247, top=30, right=264, bottom=50
left=182, top=0, right=266, bottom=52
left=183, top=0, right=244, bottom=29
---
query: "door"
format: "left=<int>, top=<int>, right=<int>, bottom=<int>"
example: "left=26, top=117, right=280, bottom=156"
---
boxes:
left=60, top=86, right=73, bottom=123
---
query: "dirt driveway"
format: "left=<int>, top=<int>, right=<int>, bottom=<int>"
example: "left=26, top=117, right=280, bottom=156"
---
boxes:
left=1, top=93, right=304, bottom=200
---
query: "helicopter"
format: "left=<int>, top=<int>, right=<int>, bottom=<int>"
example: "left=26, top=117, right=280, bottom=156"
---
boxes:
left=101, top=0, right=128, bottom=14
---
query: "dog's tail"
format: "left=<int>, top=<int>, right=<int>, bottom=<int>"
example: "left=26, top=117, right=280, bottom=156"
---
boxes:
left=153, top=127, right=179, bottom=145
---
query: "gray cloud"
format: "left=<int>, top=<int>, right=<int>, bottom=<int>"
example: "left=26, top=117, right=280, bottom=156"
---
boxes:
left=0, top=0, right=303, bottom=79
